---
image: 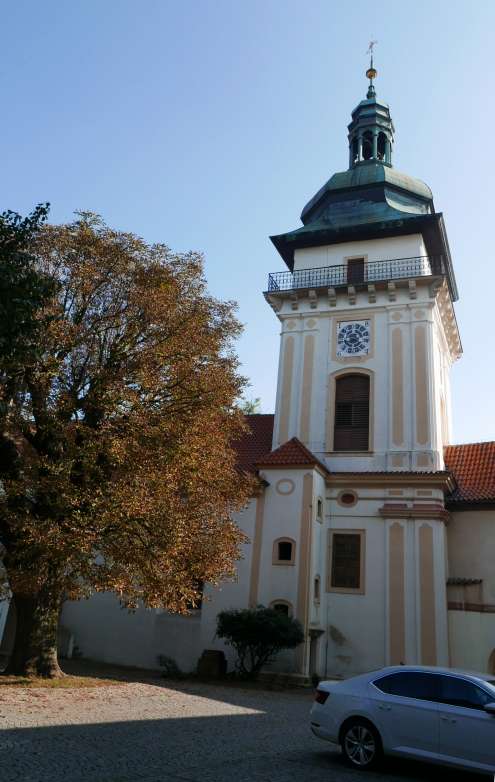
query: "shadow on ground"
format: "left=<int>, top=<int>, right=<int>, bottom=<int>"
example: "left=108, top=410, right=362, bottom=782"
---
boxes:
left=0, top=683, right=487, bottom=782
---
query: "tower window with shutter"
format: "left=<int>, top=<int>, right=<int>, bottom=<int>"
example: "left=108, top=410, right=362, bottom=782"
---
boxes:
left=327, top=530, right=366, bottom=594
left=334, top=374, right=370, bottom=451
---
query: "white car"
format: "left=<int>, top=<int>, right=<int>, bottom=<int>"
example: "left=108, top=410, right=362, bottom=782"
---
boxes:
left=310, top=665, right=495, bottom=775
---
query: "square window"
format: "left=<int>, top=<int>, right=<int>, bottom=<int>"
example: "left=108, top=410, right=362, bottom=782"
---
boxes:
left=278, top=541, right=293, bottom=561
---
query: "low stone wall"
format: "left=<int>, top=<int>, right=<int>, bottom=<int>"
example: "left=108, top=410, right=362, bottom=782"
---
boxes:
left=61, top=592, right=203, bottom=673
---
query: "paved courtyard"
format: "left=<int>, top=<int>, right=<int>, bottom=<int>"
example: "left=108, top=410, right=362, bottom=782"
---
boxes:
left=0, top=678, right=486, bottom=782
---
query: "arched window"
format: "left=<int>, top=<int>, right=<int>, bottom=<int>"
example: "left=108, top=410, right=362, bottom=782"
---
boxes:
left=316, top=498, right=323, bottom=520
left=270, top=600, right=292, bottom=616
left=272, top=537, right=296, bottom=565
left=334, top=374, right=370, bottom=451
left=314, top=576, right=321, bottom=603
left=377, top=132, right=387, bottom=161
left=352, top=138, right=359, bottom=164
left=362, top=131, right=373, bottom=160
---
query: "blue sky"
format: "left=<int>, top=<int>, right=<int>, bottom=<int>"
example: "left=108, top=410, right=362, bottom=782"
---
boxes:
left=2, top=0, right=494, bottom=443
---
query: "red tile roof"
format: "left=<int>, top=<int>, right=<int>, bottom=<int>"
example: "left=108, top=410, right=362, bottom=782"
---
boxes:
left=255, top=436, right=329, bottom=474
left=233, top=414, right=274, bottom=472
left=235, top=417, right=495, bottom=505
left=444, top=442, right=495, bottom=505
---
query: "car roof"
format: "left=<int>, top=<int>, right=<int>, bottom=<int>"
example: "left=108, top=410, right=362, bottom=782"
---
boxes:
left=370, top=665, right=494, bottom=684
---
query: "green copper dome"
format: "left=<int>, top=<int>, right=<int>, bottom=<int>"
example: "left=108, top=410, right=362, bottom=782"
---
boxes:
left=301, top=162, right=433, bottom=225
left=269, top=75, right=458, bottom=300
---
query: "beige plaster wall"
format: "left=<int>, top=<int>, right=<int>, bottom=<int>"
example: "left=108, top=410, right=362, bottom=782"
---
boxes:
left=448, top=510, right=495, bottom=603
left=449, top=609, right=495, bottom=673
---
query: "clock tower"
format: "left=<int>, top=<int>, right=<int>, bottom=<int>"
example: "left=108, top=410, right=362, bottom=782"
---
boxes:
left=263, top=61, right=461, bottom=674
left=266, top=65, right=460, bottom=475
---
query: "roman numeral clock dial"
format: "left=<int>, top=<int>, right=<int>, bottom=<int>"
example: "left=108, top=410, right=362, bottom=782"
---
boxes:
left=337, top=320, right=370, bottom=357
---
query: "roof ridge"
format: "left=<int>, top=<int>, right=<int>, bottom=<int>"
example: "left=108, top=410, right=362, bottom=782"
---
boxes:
left=445, top=440, right=495, bottom=449
left=255, top=436, right=329, bottom=474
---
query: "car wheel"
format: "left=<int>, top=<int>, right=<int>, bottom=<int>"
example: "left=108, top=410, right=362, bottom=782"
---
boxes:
left=341, top=719, right=382, bottom=770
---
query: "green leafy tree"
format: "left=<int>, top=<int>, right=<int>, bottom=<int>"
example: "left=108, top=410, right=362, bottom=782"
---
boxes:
left=216, top=606, right=304, bottom=679
left=0, top=203, right=55, bottom=423
left=239, top=397, right=261, bottom=414
left=0, top=211, right=254, bottom=678
left=0, top=203, right=56, bottom=599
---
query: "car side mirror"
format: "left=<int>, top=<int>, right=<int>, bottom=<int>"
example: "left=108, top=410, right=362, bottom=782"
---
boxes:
left=484, top=702, right=495, bottom=716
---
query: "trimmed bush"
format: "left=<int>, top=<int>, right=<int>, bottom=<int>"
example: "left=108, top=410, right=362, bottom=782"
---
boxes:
left=216, top=606, right=304, bottom=679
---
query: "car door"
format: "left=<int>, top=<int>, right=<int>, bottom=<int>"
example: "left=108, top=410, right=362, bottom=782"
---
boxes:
left=370, top=672, right=440, bottom=759
left=437, top=674, right=495, bottom=772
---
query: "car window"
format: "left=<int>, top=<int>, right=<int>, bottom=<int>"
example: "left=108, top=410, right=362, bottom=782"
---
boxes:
left=438, top=676, right=493, bottom=710
left=373, top=672, right=439, bottom=702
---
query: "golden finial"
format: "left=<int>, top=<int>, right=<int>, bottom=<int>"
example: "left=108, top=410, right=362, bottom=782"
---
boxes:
left=366, top=40, right=378, bottom=97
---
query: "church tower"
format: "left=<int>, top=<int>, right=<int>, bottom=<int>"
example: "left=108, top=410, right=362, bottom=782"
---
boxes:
left=264, top=59, right=461, bottom=675
left=267, top=62, right=460, bottom=473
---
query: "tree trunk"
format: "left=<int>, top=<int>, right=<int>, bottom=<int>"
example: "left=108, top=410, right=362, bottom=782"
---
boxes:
left=3, top=591, right=64, bottom=678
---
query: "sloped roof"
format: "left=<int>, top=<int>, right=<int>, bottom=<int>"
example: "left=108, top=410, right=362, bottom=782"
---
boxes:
left=255, top=436, right=329, bottom=474
left=234, top=417, right=495, bottom=505
left=233, top=414, right=274, bottom=472
left=444, top=442, right=495, bottom=505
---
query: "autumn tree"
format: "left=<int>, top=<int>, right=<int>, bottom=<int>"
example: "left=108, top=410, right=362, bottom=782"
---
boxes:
left=0, top=210, right=253, bottom=677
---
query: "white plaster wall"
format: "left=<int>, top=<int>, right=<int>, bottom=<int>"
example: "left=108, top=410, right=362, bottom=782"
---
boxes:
left=293, top=235, right=427, bottom=271
left=256, top=471, right=304, bottom=614
left=448, top=610, right=495, bottom=673
left=273, top=326, right=304, bottom=448
left=61, top=593, right=202, bottom=672
left=317, top=489, right=450, bottom=677
left=271, top=233, right=452, bottom=473
left=322, top=494, right=388, bottom=678
left=293, top=298, right=441, bottom=472
left=430, top=520, right=449, bottom=666
left=199, top=499, right=257, bottom=668
left=309, top=471, right=327, bottom=630
left=62, top=497, right=263, bottom=675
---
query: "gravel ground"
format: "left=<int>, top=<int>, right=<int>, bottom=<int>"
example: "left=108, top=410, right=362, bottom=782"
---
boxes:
left=0, top=679, right=486, bottom=782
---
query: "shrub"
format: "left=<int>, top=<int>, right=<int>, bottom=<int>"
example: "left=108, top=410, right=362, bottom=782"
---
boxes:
left=216, top=607, right=304, bottom=679
left=157, top=655, right=182, bottom=679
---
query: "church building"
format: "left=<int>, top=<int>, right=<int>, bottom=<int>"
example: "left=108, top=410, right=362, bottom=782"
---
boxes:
left=57, top=63, right=495, bottom=679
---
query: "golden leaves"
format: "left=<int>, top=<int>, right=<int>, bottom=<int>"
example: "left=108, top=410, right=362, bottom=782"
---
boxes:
left=3, top=214, right=253, bottom=612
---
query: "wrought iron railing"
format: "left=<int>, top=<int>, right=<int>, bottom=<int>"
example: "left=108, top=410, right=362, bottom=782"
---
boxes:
left=266, top=255, right=445, bottom=293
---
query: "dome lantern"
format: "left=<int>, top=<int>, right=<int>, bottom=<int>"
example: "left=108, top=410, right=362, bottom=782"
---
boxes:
left=348, top=45, right=394, bottom=168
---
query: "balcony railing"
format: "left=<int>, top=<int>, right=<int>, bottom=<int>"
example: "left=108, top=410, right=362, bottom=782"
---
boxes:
left=266, top=255, right=445, bottom=293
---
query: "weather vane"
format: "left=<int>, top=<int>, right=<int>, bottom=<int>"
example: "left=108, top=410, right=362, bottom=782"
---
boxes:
left=366, top=40, right=378, bottom=97
left=367, top=40, right=378, bottom=57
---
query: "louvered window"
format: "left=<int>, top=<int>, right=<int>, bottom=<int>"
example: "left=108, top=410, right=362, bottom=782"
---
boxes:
left=334, top=374, right=370, bottom=451
left=331, top=533, right=362, bottom=590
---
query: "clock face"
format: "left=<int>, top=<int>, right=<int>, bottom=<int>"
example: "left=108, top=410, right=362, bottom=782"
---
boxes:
left=337, top=320, right=370, bottom=357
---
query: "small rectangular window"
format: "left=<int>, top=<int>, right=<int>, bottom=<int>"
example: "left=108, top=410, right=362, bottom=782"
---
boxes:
left=278, top=541, right=293, bottom=561
left=272, top=602, right=289, bottom=616
left=328, top=530, right=365, bottom=593
left=347, top=258, right=365, bottom=284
